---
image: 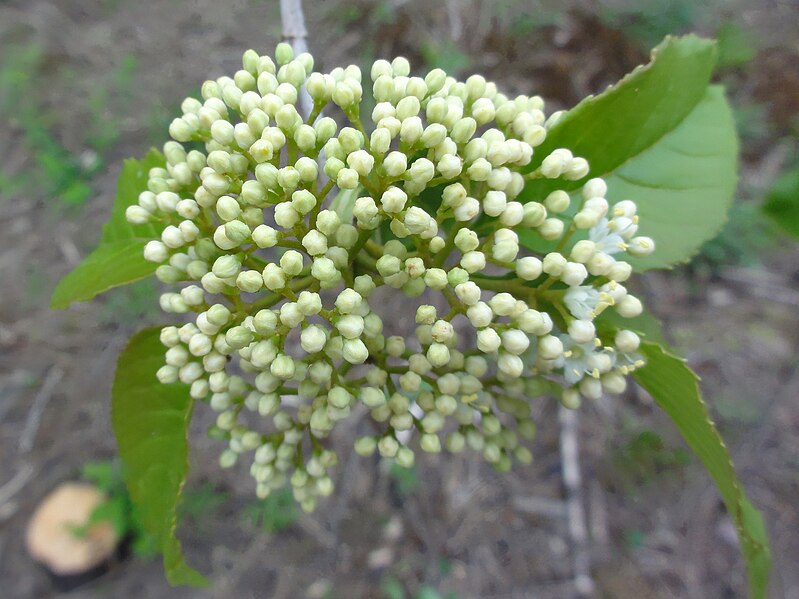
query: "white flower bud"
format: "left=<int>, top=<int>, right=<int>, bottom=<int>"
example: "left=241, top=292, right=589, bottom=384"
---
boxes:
left=521, top=202, right=547, bottom=227
left=471, top=97, right=496, bottom=124
left=477, top=328, right=501, bottom=353
left=427, top=343, right=450, bottom=367
left=616, top=294, right=643, bottom=318
left=346, top=150, right=375, bottom=177
left=492, top=240, right=519, bottom=263
left=463, top=302, right=491, bottom=328
left=607, top=261, right=632, bottom=282
left=300, top=325, right=328, bottom=354
left=311, top=256, right=339, bottom=284
left=430, top=319, right=455, bottom=343
left=487, top=292, right=514, bottom=316
left=544, top=190, right=571, bottom=213
left=574, top=211, right=599, bottom=231
left=587, top=252, right=615, bottom=276
left=374, top=188, right=408, bottom=217
left=404, top=206, right=432, bottom=234
left=214, top=195, right=240, bottom=222
left=331, top=288, right=360, bottom=314
left=540, top=148, right=572, bottom=179
left=482, top=191, right=507, bottom=217
left=156, top=191, right=181, bottom=213
left=168, top=118, right=194, bottom=142
left=297, top=230, right=326, bottom=256
left=125, top=205, right=151, bottom=224
left=236, top=270, right=263, bottom=293
left=499, top=326, right=529, bottom=353
left=270, top=354, right=296, bottom=380
left=188, top=333, right=213, bottom=357
left=342, top=339, right=369, bottom=364
left=353, top=196, right=379, bottom=226
left=453, top=197, right=480, bottom=221
left=561, top=262, right=588, bottom=287
left=561, top=388, right=581, bottom=409
left=582, top=177, right=607, bottom=200
left=563, top=156, right=590, bottom=180
left=437, top=154, right=463, bottom=179
left=420, top=268, right=446, bottom=290
left=570, top=240, right=596, bottom=264
left=274, top=203, right=301, bottom=229
left=381, top=151, right=407, bottom=178
left=568, top=319, right=596, bottom=344
left=262, top=263, right=286, bottom=290
left=538, top=218, right=565, bottom=240
left=542, top=252, right=567, bottom=276
left=515, top=256, right=543, bottom=280
left=454, top=281, right=481, bottom=305
left=499, top=202, right=524, bottom=227
left=420, top=123, right=446, bottom=148
left=460, top=251, right=486, bottom=273
left=336, top=314, right=365, bottom=340
left=585, top=197, right=609, bottom=217
left=450, top=231, right=477, bottom=255
left=248, top=224, right=276, bottom=249
left=212, top=255, right=241, bottom=279
left=498, top=352, right=524, bottom=378
left=336, top=167, right=360, bottom=190
left=579, top=377, right=603, bottom=400
left=143, top=240, right=168, bottom=263
left=538, top=335, right=564, bottom=359
left=398, top=116, right=423, bottom=145
left=276, top=251, right=302, bottom=277
left=200, top=272, right=227, bottom=294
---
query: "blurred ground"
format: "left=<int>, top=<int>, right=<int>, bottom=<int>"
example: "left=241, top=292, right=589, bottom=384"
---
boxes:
left=1, top=1, right=798, bottom=598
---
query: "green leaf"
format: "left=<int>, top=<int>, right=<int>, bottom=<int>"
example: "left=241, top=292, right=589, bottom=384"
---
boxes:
left=633, top=342, right=771, bottom=598
left=762, top=168, right=799, bottom=239
left=112, top=327, right=207, bottom=586
left=50, top=149, right=165, bottom=309
left=50, top=240, right=157, bottom=309
left=519, top=36, right=738, bottom=270
left=523, top=35, right=718, bottom=182
left=604, top=85, right=738, bottom=269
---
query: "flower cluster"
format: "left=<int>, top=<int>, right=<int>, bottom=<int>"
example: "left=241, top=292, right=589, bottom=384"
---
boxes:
left=126, top=44, right=654, bottom=510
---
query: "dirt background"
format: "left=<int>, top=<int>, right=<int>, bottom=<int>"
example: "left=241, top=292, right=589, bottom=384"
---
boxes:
left=1, top=1, right=798, bottom=598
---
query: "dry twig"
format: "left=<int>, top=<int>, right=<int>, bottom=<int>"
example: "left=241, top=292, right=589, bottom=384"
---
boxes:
left=18, top=365, right=64, bottom=454
left=559, top=405, right=594, bottom=597
left=280, top=0, right=313, bottom=118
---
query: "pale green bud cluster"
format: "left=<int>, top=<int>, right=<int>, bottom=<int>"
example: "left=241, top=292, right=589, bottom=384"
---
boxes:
left=132, top=45, right=655, bottom=509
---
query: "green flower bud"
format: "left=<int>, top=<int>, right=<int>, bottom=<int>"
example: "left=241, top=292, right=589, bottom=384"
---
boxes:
left=311, top=256, right=339, bottom=283
left=237, top=270, right=263, bottom=293
left=314, top=117, right=337, bottom=144
left=301, top=325, right=328, bottom=353
left=212, top=255, right=241, bottom=279
left=278, top=250, right=303, bottom=276
left=328, top=386, right=352, bottom=409
left=377, top=436, right=399, bottom=458
left=337, top=167, right=360, bottom=190
left=224, top=220, right=251, bottom=245
left=420, top=434, right=441, bottom=453
left=262, top=263, right=286, bottom=290
left=427, top=343, right=450, bottom=367
left=271, top=354, right=296, bottom=380
left=421, top=123, right=447, bottom=148
left=342, top=338, right=369, bottom=364
left=294, top=156, right=318, bottom=182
